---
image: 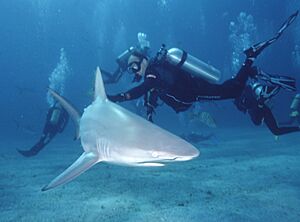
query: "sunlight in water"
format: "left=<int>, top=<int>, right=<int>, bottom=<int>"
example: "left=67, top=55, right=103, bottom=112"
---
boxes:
left=229, top=12, right=257, bottom=73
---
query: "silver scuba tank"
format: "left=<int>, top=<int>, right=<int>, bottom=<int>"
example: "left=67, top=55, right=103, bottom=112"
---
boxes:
left=50, top=109, right=61, bottom=125
left=165, top=48, right=221, bottom=83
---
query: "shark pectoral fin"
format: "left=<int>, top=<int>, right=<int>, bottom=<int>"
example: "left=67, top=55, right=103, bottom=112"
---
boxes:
left=42, top=152, right=99, bottom=191
left=48, top=88, right=81, bottom=140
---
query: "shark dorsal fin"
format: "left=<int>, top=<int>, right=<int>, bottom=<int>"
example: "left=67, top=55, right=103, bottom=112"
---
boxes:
left=94, top=67, right=107, bottom=101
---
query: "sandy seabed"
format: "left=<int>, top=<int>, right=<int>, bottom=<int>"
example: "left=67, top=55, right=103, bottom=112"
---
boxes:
left=1, top=127, right=299, bottom=222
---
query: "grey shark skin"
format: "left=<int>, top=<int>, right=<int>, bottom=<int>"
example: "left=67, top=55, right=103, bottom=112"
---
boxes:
left=42, top=67, right=199, bottom=191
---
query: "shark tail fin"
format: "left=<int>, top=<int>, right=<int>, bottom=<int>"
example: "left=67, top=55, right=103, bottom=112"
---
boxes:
left=48, top=88, right=81, bottom=140
left=94, top=66, right=107, bottom=101
left=42, top=152, right=98, bottom=191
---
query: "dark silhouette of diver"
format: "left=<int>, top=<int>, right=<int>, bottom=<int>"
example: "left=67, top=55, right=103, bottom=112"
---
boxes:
left=234, top=79, right=300, bottom=136
left=108, top=11, right=299, bottom=123
left=17, top=103, right=69, bottom=157
left=233, top=11, right=300, bottom=136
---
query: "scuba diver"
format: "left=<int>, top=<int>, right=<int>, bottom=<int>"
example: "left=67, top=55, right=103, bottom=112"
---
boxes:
left=102, top=33, right=150, bottom=84
left=107, top=11, right=299, bottom=122
left=17, top=102, right=69, bottom=157
left=234, top=73, right=300, bottom=136
left=279, top=93, right=300, bottom=125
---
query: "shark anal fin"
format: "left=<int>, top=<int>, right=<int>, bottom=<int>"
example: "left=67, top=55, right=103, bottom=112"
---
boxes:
left=48, top=88, right=81, bottom=140
left=42, top=152, right=98, bottom=191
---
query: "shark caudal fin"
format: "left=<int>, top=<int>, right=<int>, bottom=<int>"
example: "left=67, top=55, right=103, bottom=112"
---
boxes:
left=94, top=67, right=107, bottom=101
left=42, top=152, right=99, bottom=191
left=48, top=88, right=81, bottom=140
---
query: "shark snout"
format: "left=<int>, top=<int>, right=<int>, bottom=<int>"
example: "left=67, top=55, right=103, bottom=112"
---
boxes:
left=174, top=148, right=200, bottom=161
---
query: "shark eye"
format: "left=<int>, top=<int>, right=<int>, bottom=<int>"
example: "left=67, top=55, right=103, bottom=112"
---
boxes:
left=151, top=151, right=159, bottom=158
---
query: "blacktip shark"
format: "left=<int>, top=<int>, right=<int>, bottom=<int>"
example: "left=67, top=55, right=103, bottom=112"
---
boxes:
left=42, top=67, right=199, bottom=191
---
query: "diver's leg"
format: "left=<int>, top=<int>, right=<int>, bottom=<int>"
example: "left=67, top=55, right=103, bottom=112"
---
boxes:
left=17, top=139, right=45, bottom=157
left=17, top=133, right=55, bottom=157
left=278, top=117, right=296, bottom=126
left=232, top=59, right=258, bottom=84
left=196, top=61, right=258, bottom=100
left=248, top=107, right=264, bottom=126
left=263, top=106, right=300, bottom=136
left=229, top=10, right=296, bottom=88
left=223, top=49, right=261, bottom=99
left=195, top=67, right=255, bottom=101
left=244, top=10, right=298, bottom=59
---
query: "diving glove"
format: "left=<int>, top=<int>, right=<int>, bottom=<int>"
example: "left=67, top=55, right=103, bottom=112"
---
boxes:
left=107, top=93, right=126, bottom=102
left=137, top=32, right=150, bottom=50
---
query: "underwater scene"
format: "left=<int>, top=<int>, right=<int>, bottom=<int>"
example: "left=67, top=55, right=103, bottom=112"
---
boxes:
left=1, top=0, right=300, bottom=221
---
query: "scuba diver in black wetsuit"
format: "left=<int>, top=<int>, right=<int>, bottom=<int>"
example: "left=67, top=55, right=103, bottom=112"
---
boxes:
left=234, top=76, right=300, bottom=136
left=108, top=11, right=299, bottom=122
left=17, top=103, right=69, bottom=157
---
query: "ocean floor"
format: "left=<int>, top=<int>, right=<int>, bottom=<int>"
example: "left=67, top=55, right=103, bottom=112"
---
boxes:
left=1, top=127, right=300, bottom=222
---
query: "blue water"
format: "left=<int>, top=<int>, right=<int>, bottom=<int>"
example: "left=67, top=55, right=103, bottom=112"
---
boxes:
left=0, top=1, right=300, bottom=221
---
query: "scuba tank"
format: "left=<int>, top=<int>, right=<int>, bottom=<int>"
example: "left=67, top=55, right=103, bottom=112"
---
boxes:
left=156, top=44, right=222, bottom=83
left=50, top=109, right=61, bottom=125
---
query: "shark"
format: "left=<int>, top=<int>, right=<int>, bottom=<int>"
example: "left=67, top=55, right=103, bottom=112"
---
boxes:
left=42, top=67, right=200, bottom=191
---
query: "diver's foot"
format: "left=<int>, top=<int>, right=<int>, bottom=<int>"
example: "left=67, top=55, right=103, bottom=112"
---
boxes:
left=17, top=149, right=37, bottom=157
left=244, top=42, right=267, bottom=59
left=258, top=72, right=297, bottom=91
left=244, top=46, right=256, bottom=59
left=248, top=66, right=259, bottom=78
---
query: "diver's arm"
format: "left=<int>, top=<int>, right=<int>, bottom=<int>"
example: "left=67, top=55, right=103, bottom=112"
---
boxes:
left=145, top=89, right=159, bottom=122
left=108, top=77, right=157, bottom=102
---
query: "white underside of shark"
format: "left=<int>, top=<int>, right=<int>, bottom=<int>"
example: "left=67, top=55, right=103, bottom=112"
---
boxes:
left=42, top=67, right=199, bottom=191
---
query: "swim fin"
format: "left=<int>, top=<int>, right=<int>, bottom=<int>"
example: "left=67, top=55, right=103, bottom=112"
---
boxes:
left=244, top=10, right=299, bottom=58
left=17, top=148, right=38, bottom=157
left=258, top=70, right=296, bottom=91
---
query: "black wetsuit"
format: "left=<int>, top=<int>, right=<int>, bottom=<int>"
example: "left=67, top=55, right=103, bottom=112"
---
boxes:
left=17, top=104, right=69, bottom=157
left=234, top=85, right=300, bottom=136
left=109, top=58, right=255, bottom=114
left=108, top=11, right=298, bottom=122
